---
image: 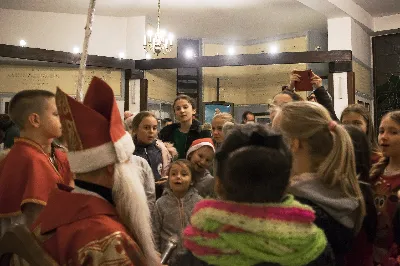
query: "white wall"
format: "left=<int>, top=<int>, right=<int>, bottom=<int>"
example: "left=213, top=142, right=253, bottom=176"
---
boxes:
left=374, top=14, right=400, bottom=32
left=328, top=17, right=352, bottom=51
left=351, top=20, right=372, bottom=67
left=128, top=79, right=141, bottom=114
left=126, top=16, right=146, bottom=60
left=0, top=8, right=145, bottom=59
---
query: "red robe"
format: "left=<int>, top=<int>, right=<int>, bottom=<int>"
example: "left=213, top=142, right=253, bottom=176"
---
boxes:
left=0, top=138, right=72, bottom=217
left=31, top=187, right=147, bottom=266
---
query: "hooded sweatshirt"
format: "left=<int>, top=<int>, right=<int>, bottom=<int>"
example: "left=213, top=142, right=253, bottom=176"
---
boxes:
left=193, top=170, right=215, bottom=198
left=152, top=187, right=203, bottom=265
left=288, top=173, right=361, bottom=266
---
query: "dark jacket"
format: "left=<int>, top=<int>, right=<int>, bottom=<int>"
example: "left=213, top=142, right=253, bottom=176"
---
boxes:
left=296, top=197, right=353, bottom=266
left=159, top=119, right=211, bottom=158
left=176, top=246, right=335, bottom=266
left=133, top=136, right=163, bottom=182
left=314, top=86, right=339, bottom=121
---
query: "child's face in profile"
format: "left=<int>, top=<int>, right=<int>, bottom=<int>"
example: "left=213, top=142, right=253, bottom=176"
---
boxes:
left=169, top=163, right=192, bottom=197
left=39, top=97, right=62, bottom=139
left=189, top=146, right=214, bottom=173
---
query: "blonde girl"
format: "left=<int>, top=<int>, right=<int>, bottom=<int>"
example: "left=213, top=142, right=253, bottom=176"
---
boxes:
left=278, top=101, right=365, bottom=265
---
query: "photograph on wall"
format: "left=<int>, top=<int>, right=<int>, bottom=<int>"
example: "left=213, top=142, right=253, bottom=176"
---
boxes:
left=204, top=101, right=234, bottom=124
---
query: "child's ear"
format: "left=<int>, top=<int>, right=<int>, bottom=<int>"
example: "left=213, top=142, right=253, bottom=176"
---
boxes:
left=27, top=113, right=41, bottom=128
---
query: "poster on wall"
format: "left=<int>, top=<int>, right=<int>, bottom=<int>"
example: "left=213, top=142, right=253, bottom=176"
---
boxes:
left=204, top=101, right=234, bottom=124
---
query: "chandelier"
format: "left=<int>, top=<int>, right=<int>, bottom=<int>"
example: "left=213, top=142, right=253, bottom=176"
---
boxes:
left=143, top=0, right=173, bottom=56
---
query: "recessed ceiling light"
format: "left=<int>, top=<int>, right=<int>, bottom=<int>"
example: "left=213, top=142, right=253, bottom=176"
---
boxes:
left=228, top=46, right=235, bottom=55
left=185, top=49, right=194, bottom=59
left=269, top=45, right=279, bottom=54
left=118, top=52, right=125, bottom=59
left=73, top=46, right=80, bottom=54
left=19, top=40, right=27, bottom=47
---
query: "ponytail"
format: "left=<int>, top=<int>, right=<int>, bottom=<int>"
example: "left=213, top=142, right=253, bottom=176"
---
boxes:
left=319, top=122, right=366, bottom=233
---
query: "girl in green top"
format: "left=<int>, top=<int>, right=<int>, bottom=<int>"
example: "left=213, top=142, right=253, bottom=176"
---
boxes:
left=159, top=95, right=211, bottom=159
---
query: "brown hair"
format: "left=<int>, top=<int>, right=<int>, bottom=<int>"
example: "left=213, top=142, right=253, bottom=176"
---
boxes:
left=168, top=159, right=196, bottom=185
left=280, top=101, right=365, bottom=232
left=341, top=104, right=379, bottom=154
left=173, top=94, right=196, bottom=110
left=370, top=111, right=400, bottom=181
left=131, top=111, right=157, bottom=133
left=9, top=90, right=55, bottom=129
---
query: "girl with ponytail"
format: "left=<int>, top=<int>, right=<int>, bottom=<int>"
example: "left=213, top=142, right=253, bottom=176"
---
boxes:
left=278, top=101, right=366, bottom=266
left=369, top=111, right=400, bottom=265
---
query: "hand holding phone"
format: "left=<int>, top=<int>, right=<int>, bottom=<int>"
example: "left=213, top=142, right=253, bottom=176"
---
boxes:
left=292, top=70, right=313, bottom=91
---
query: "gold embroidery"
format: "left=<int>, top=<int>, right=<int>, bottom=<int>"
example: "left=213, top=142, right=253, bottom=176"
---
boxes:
left=77, top=231, right=137, bottom=266
left=0, top=210, right=22, bottom=218
left=55, top=88, right=83, bottom=152
left=20, top=199, right=47, bottom=207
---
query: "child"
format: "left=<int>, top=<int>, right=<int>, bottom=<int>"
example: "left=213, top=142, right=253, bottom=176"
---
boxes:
left=211, top=112, right=234, bottom=150
left=132, top=111, right=177, bottom=199
left=0, top=90, right=72, bottom=237
left=178, top=124, right=334, bottom=266
left=152, top=159, right=202, bottom=265
left=369, top=111, right=400, bottom=265
left=344, top=125, right=377, bottom=266
left=186, top=138, right=215, bottom=198
left=279, top=101, right=365, bottom=265
left=341, top=104, right=381, bottom=163
left=159, top=94, right=211, bottom=159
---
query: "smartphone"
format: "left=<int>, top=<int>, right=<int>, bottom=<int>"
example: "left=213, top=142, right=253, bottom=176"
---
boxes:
left=293, top=70, right=313, bottom=91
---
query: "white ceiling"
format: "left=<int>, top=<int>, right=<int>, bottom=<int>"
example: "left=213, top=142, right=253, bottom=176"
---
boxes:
left=0, top=0, right=327, bottom=40
left=353, top=0, right=400, bottom=17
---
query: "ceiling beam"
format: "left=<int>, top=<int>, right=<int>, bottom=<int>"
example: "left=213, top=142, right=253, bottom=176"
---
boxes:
left=134, top=50, right=352, bottom=70
left=0, top=44, right=135, bottom=69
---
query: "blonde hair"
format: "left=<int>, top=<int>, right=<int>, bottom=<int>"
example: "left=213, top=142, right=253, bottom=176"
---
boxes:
left=280, top=101, right=365, bottom=232
left=213, top=112, right=234, bottom=123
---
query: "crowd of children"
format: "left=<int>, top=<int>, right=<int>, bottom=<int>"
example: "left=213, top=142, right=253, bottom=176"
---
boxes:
left=1, top=70, right=400, bottom=266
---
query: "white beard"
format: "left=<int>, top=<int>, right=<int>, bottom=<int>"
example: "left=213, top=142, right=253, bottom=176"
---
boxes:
left=112, top=155, right=159, bottom=265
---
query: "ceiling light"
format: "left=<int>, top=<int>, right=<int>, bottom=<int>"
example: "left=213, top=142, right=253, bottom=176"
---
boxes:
left=269, top=45, right=279, bottom=54
left=228, top=47, right=235, bottom=55
left=118, top=52, right=125, bottom=59
left=19, top=40, right=27, bottom=47
left=145, top=53, right=152, bottom=59
left=73, top=46, right=80, bottom=54
left=185, top=49, right=194, bottom=59
left=143, top=0, right=173, bottom=56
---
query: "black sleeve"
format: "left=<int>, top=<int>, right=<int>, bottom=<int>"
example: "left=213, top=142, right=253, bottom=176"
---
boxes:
left=175, top=250, right=210, bottom=266
left=159, top=125, right=172, bottom=142
left=393, top=203, right=400, bottom=245
left=306, top=245, right=336, bottom=266
left=200, top=129, right=212, bottom=138
left=313, top=86, right=339, bottom=121
left=360, top=182, right=378, bottom=242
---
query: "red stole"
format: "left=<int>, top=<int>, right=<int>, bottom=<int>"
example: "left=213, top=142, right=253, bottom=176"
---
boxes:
left=32, top=188, right=147, bottom=266
left=0, top=138, right=72, bottom=217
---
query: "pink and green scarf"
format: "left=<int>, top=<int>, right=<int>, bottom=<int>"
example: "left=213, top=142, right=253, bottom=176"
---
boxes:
left=184, top=195, right=327, bottom=266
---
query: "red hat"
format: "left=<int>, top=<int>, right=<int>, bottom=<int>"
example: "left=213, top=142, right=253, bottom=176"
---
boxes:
left=55, top=77, right=134, bottom=173
left=186, top=138, right=215, bottom=159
